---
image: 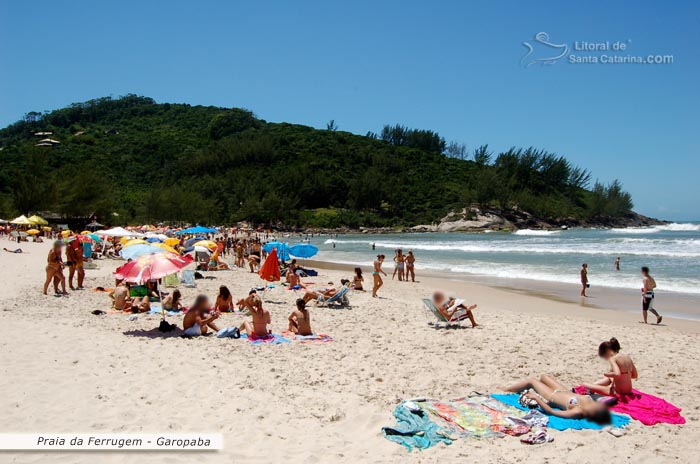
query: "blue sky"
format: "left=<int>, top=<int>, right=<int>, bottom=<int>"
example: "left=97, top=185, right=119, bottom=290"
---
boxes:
left=1, top=0, right=698, bottom=220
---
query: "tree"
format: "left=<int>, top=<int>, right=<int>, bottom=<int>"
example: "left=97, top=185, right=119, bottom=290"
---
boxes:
left=326, top=119, right=338, bottom=131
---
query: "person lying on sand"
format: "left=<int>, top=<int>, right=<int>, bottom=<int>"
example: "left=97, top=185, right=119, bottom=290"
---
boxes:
left=581, top=337, right=637, bottom=396
left=288, top=298, right=313, bottom=336
left=183, top=295, right=220, bottom=337
left=432, top=291, right=479, bottom=327
left=130, top=296, right=151, bottom=313
left=239, top=295, right=270, bottom=337
left=3, top=247, right=23, bottom=253
left=109, top=280, right=131, bottom=311
left=302, top=282, right=339, bottom=304
left=502, top=373, right=612, bottom=424
left=208, top=250, right=230, bottom=271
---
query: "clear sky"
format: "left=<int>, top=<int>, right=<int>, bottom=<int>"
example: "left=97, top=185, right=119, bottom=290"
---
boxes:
left=1, top=0, right=698, bottom=220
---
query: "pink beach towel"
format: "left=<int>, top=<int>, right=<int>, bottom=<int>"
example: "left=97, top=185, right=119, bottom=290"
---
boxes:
left=574, top=386, right=685, bottom=426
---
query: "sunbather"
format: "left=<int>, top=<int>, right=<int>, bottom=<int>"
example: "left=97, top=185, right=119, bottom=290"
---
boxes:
left=581, top=337, right=637, bottom=396
left=503, top=373, right=612, bottom=424
left=302, top=282, right=338, bottom=303
left=3, top=247, right=22, bottom=253
left=162, top=289, right=182, bottom=311
left=288, top=298, right=313, bottom=336
left=109, top=280, right=131, bottom=310
left=130, top=296, right=151, bottom=313
left=208, top=250, right=230, bottom=270
left=432, top=292, right=479, bottom=327
left=239, top=295, right=270, bottom=337
left=183, top=294, right=220, bottom=337
left=215, top=285, right=234, bottom=312
left=352, top=267, right=365, bottom=291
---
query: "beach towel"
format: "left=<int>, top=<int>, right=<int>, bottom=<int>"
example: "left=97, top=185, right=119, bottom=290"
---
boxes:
left=241, top=333, right=291, bottom=345
left=415, top=396, right=531, bottom=439
left=382, top=401, right=453, bottom=451
left=296, top=334, right=334, bottom=343
left=573, top=386, right=685, bottom=426
left=491, top=394, right=631, bottom=430
left=147, top=305, right=182, bottom=316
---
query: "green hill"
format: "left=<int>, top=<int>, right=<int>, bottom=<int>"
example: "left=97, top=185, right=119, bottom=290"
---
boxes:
left=0, top=95, right=636, bottom=228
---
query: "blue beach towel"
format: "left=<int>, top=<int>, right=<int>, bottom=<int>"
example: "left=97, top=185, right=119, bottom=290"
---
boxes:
left=381, top=401, right=453, bottom=451
left=241, top=333, right=291, bottom=345
left=490, top=394, right=630, bottom=430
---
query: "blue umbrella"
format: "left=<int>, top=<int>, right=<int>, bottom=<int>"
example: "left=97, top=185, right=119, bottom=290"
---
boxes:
left=120, top=244, right=168, bottom=260
left=290, top=243, right=318, bottom=259
left=263, top=242, right=290, bottom=262
left=175, top=226, right=217, bottom=235
left=184, top=236, right=207, bottom=248
left=146, top=237, right=163, bottom=243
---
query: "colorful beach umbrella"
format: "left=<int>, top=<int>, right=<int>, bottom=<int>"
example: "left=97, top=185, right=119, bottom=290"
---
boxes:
left=174, top=226, right=217, bottom=235
left=114, top=253, right=192, bottom=283
left=289, top=243, right=318, bottom=259
left=28, top=215, right=48, bottom=225
left=193, top=240, right=217, bottom=250
left=123, top=239, right=148, bottom=247
left=26, top=229, right=40, bottom=235
left=164, top=238, right=180, bottom=247
left=262, top=241, right=290, bottom=261
left=120, top=244, right=168, bottom=260
left=258, top=248, right=281, bottom=282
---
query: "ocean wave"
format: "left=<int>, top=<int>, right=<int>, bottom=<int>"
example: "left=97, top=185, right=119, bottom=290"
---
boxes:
left=609, top=223, right=700, bottom=234
left=513, top=229, right=561, bottom=236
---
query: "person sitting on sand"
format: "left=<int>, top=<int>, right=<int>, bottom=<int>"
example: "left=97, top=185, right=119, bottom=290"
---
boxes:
left=352, top=267, right=365, bottom=291
left=43, top=241, right=67, bottom=296
left=130, top=296, right=151, bottom=313
left=215, top=285, right=234, bottom=312
left=183, top=294, right=220, bottom=337
left=109, top=280, right=131, bottom=311
left=503, top=373, right=612, bottom=425
left=432, top=291, right=479, bottom=327
left=581, top=337, right=637, bottom=396
left=239, top=295, right=271, bottom=337
left=162, top=289, right=182, bottom=311
left=302, top=282, right=339, bottom=304
left=3, top=247, right=23, bottom=253
left=208, top=250, right=230, bottom=271
left=288, top=298, right=313, bottom=336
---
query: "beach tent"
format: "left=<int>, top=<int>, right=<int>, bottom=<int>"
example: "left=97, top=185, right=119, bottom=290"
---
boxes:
left=10, top=215, right=32, bottom=225
left=175, top=225, right=217, bottom=235
left=97, top=226, right=145, bottom=238
left=28, top=215, right=49, bottom=225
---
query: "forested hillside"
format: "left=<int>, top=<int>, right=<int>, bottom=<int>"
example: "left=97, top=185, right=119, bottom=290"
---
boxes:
left=0, top=95, right=635, bottom=228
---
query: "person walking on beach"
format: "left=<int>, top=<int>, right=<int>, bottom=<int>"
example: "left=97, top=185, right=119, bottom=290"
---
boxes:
left=614, top=257, right=621, bottom=271
left=372, top=254, right=387, bottom=298
left=580, top=263, right=589, bottom=297
left=641, top=266, right=663, bottom=325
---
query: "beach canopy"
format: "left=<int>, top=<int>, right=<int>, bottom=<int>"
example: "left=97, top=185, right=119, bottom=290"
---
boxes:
left=175, top=226, right=217, bottom=235
left=28, top=215, right=48, bottom=225
left=115, top=253, right=192, bottom=283
left=184, top=236, right=207, bottom=247
left=10, top=215, right=32, bottom=225
left=263, top=241, right=290, bottom=261
left=85, top=221, right=104, bottom=230
left=97, top=227, right=145, bottom=238
left=290, top=243, right=319, bottom=259
left=258, top=248, right=281, bottom=282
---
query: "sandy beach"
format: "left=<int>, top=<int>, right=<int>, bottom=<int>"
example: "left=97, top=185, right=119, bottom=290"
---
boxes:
left=1, top=240, right=697, bottom=463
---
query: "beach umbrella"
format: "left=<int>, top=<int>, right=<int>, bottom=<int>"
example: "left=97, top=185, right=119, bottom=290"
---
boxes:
left=60, top=230, right=72, bottom=237
left=26, top=229, right=40, bottom=235
left=263, top=241, right=290, bottom=262
left=123, top=239, right=148, bottom=247
left=10, top=215, right=32, bottom=225
left=175, top=225, right=217, bottom=235
left=258, top=248, right=281, bottom=282
left=42, top=226, right=52, bottom=232
left=87, top=233, right=102, bottom=243
left=152, top=243, right=179, bottom=254
left=114, top=253, right=192, bottom=283
left=85, top=221, right=104, bottom=230
left=146, top=236, right=164, bottom=243
left=164, top=238, right=180, bottom=247
left=193, top=240, right=217, bottom=250
left=290, top=243, right=318, bottom=259
left=97, top=227, right=145, bottom=238
left=28, top=215, right=48, bottom=225
left=184, top=236, right=206, bottom=247
left=69, top=234, right=96, bottom=244
left=120, top=244, right=168, bottom=260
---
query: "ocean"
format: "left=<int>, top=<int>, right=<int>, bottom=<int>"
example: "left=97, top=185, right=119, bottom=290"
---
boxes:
left=308, top=223, right=700, bottom=296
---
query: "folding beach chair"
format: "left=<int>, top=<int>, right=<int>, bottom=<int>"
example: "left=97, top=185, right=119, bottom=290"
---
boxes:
left=318, top=285, right=350, bottom=308
left=421, top=298, right=469, bottom=327
left=181, top=269, right=196, bottom=288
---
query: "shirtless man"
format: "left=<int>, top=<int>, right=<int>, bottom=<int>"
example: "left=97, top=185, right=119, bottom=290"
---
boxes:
left=580, top=263, right=588, bottom=297
left=67, top=242, right=85, bottom=290
left=239, top=295, right=271, bottom=337
left=183, top=295, right=220, bottom=337
left=302, top=282, right=338, bottom=303
left=288, top=298, right=313, bottom=336
left=641, top=266, right=662, bottom=324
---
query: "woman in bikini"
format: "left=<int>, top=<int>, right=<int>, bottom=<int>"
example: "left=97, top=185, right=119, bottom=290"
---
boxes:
left=43, top=241, right=67, bottom=296
left=405, top=250, right=416, bottom=282
left=372, top=254, right=387, bottom=298
left=239, top=295, right=271, bottom=337
left=215, top=285, right=234, bottom=312
left=581, top=337, right=637, bottom=396
left=162, top=289, right=182, bottom=311
left=503, top=373, right=612, bottom=425
left=288, top=298, right=313, bottom=336
left=352, top=267, right=365, bottom=291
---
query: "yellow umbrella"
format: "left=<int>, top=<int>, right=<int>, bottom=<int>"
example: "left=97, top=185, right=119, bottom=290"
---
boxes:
left=153, top=243, right=179, bottom=254
left=194, top=240, right=217, bottom=250
left=164, top=238, right=180, bottom=247
left=123, top=239, right=148, bottom=247
left=27, top=215, right=48, bottom=225
left=42, top=226, right=52, bottom=232
left=61, top=230, right=72, bottom=237
left=80, top=230, right=91, bottom=235
left=27, top=229, right=40, bottom=235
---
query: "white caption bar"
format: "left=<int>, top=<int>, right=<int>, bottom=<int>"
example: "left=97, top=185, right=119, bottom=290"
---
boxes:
left=0, top=434, right=222, bottom=450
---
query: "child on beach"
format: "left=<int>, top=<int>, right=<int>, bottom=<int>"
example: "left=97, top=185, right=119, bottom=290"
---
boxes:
left=288, top=298, right=313, bottom=336
left=581, top=337, right=637, bottom=396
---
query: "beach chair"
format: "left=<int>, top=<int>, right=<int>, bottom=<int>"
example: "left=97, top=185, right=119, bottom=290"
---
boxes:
left=422, top=298, right=469, bottom=327
left=318, top=285, right=350, bottom=308
left=162, top=272, right=179, bottom=288
left=181, top=269, right=196, bottom=288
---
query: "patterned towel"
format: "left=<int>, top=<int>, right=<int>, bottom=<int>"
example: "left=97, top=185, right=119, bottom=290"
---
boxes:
left=242, top=333, right=292, bottom=345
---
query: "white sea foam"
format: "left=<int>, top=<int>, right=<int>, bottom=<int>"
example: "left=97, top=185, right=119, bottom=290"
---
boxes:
left=513, top=229, right=561, bottom=236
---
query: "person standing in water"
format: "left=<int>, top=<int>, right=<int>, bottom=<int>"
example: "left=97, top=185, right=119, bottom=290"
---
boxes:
left=641, top=266, right=662, bottom=325
left=614, top=257, right=621, bottom=271
left=580, top=263, right=589, bottom=297
left=372, top=254, right=387, bottom=298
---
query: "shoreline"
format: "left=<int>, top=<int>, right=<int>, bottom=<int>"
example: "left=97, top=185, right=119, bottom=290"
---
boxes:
left=304, top=258, right=700, bottom=327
